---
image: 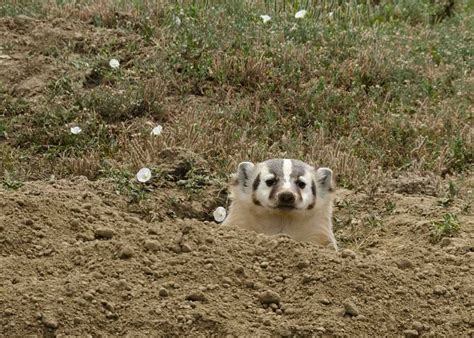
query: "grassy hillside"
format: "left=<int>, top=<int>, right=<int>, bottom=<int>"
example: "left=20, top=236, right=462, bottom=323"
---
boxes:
left=0, top=0, right=472, bottom=190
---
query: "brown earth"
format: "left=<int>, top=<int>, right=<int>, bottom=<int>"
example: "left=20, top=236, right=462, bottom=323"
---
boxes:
left=1, top=151, right=473, bottom=337
left=1, top=10, right=473, bottom=338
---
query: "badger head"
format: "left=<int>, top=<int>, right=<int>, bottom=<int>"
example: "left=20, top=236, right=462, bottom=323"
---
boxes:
left=230, top=159, right=334, bottom=212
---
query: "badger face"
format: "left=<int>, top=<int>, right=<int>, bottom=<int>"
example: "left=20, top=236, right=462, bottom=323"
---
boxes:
left=234, top=159, right=333, bottom=212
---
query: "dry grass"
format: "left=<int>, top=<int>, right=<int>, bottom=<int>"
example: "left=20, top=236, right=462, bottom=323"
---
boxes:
left=0, top=0, right=472, bottom=194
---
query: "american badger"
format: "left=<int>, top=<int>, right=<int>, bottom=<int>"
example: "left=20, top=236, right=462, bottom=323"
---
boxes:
left=224, top=159, right=338, bottom=250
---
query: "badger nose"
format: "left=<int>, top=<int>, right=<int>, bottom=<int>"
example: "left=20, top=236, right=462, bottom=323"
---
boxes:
left=278, top=191, right=295, bottom=205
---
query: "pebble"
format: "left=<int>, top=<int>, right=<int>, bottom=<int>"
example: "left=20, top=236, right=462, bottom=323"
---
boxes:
left=94, top=228, right=114, bottom=240
left=433, top=285, right=447, bottom=295
left=260, top=261, right=269, bottom=268
left=258, top=290, right=281, bottom=305
left=144, top=240, right=160, bottom=252
left=4, top=308, right=15, bottom=316
left=296, top=260, right=310, bottom=269
left=23, top=218, right=34, bottom=226
left=341, top=249, right=356, bottom=259
left=412, top=321, right=424, bottom=332
left=320, top=297, right=331, bottom=305
left=403, top=329, right=419, bottom=337
left=343, top=300, right=359, bottom=317
left=396, top=259, right=414, bottom=270
left=41, top=313, right=58, bottom=329
left=118, top=246, right=134, bottom=259
left=70, top=219, right=81, bottom=229
left=159, top=288, right=169, bottom=297
left=181, top=243, right=192, bottom=253
left=124, top=216, right=140, bottom=224
left=185, top=291, right=206, bottom=302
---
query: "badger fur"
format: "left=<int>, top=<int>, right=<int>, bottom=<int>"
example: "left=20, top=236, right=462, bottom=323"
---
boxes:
left=223, top=159, right=338, bottom=250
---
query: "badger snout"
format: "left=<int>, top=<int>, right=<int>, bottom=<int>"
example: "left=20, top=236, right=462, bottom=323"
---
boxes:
left=277, top=191, right=296, bottom=208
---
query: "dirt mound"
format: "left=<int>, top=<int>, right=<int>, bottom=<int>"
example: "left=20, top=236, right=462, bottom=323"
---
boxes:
left=1, top=168, right=472, bottom=336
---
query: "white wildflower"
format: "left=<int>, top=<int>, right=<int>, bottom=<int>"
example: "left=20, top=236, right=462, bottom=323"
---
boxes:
left=70, top=126, right=82, bottom=135
left=174, top=16, right=181, bottom=26
left=151, top=125, right=163, bottom=136
left=109, top=58, right=120, bottom=69
left=328, top=12, right=334, bottom=19
left=295, top=10, right=307, bottom=19
left=260, top=15, right=271, bottom=24
left=136, top=167, right=152, bottom=183
left=213, top=206, right=227, bottom=223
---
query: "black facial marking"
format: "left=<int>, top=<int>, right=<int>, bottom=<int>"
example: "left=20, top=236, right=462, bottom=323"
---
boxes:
left=311, top=180, right=316, bottom=196
left=252, top=173, right=261, bottom=191
left=252, top=194, right=261, bottom=206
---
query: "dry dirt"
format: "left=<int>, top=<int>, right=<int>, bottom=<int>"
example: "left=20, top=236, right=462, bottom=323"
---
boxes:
left=1, top=151, right=473, bottom=337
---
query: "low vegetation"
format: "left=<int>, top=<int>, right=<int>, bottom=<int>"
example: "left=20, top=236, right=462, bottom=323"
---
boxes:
left=0, top=0, right=472, bottom=194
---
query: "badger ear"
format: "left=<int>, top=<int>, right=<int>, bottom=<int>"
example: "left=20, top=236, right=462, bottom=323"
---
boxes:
left=236, top=161, right=255, bottom=188
left=316, top=167, right=334, bottom=192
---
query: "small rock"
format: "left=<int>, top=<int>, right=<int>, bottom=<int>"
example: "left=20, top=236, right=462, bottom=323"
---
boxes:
left=124, top=216, right=140, bottom=224
left=94, top=228, right=114, bottom=240
left=4, top=308, right=15, bottom=316
left=412, top=321, right=424, bottom=332
left=181, top=243, right=192, bottom=253
left=144, top=240, right=160, bottom=252
left=396, top=259, right=414, bottom=270
left=23, top=219, right=34, bottom=226
left=258, top=290, right=281, bottom=305
left=70, top=219, right=81, bottom=229
left=320, top=297, right=331, bottom=305
left=101, top=300, right=115, bottom=311
left=302, top=273, right=313, bottom=284
left=118, top=246, right=134, bottom=259
left=260, top=261, right=269, bottom=268
left=433, top=285, right=447, bottom=295
left=403, top=329, right=419, bottom=337
left=41, top=313, right=58, bottom=329
left=105, top=311, right=118, bottom=320
left=341, top=249, right=356, bottom=259
left=185, top=291, right=206, bottom=302
left=159, top=288, right=169, bottom=297
left=296, top=260, right=310, bottom=269
left=222, top=277, right=232, bottom=285
left=343, top=300, right=359, bottom=317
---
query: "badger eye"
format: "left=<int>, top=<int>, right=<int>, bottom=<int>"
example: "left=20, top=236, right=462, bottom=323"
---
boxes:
left=296, top=180, right=306, bottom=189
left=265, top=178, right=276, bottom=187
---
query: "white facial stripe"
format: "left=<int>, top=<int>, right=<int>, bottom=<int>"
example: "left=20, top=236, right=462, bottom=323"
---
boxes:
left=282, top=159, right=292, bottom=189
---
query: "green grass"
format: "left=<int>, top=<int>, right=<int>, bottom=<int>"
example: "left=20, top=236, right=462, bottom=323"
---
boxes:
left=431, top=213, right=461, bottom=241
left=0, top=0, right=472, bottom=191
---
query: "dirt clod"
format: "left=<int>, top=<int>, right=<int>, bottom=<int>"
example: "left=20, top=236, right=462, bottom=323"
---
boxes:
left=118, top=245, right=134, bottom=259
left=185, top=291, right=206, bottom=302
left=41, top=313, right=58, bottom=329
left=94, top=228, right=114, bottom=240
left=258, top=290, right=281, bottom=305
left=433, top=285, right=447, bottom=295
left=403, top=329, right=419, bottom=337
left=343, top=300, right=360, bottom=317
left=341, top=249, right=356, bottom=259
left=144, top=240, right=160, bottom=252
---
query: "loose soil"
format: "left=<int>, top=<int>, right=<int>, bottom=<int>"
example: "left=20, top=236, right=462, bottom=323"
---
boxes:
left=1, top=152, right=472, bottom=336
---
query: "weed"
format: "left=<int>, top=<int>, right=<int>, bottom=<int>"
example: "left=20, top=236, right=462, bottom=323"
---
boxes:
left=106, top=168, right=150, bottom=204
left=2, top=177, right=23, bottom=190
left=431, top=213, right=461, bottom=241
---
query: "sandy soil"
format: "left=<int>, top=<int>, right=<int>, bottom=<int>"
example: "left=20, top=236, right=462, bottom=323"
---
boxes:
left=0, top=12, right=473, bottom=337
left=1, top=151, right=472, bottom=337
